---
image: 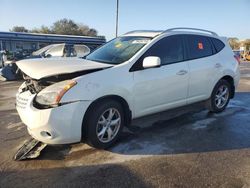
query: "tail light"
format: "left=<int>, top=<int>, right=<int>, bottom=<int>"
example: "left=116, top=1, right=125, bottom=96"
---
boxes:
left=234, top=55, right=241, bottom=64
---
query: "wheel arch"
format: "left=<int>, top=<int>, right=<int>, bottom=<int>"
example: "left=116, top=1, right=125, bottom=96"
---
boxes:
left=220, top=75, right=235, bottom=98
left=211, top=75, right=235, bottom=99
left=81, top=95, right=132, bottom=141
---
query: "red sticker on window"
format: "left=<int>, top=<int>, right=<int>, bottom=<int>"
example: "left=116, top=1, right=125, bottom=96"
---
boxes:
left=198, top=42, right=203, bottom=49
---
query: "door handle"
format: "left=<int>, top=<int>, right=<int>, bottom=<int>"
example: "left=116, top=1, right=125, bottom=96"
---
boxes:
left=215, top=63, right=222, bottom=68
left=176, top=70, right=188, bottom=75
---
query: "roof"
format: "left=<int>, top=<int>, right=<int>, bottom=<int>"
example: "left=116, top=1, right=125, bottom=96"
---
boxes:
left=122, top=28, right=219, bottom=38
left=122, top=30, right=163, bottom=38
left=0, top=31, right=106, bottom=45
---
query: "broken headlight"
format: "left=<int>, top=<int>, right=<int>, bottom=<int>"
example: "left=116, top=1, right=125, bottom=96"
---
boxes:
left=35, top=80, right=77, bottom=106
left=18, top=82, right=28, bottom=93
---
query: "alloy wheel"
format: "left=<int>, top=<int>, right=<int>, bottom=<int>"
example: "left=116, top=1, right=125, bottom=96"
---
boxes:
left=215, top=85, right=229, bottom=109
left=96, top=108, right=121, bottom=143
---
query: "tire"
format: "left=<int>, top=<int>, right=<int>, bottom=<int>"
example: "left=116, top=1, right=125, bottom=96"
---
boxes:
left=85, top=100, right=124, bottom=149
left=206, top=79, right=231, bottom=113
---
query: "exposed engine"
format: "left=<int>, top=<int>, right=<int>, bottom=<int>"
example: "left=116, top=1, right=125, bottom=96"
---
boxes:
left=22, top=76, right=52, bottom=94
left=21, top=68, right=104, bottom=94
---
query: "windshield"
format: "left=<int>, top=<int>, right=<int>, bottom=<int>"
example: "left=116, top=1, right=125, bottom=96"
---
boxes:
left=86, top=36, right=151, bottom=64
left=32, top=44, right=55, bottom=56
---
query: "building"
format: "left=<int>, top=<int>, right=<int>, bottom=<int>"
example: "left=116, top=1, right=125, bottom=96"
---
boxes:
left=0, top=31, right=106, bottom=54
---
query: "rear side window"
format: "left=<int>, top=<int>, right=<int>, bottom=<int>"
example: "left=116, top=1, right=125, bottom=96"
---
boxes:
left=185, top=35, right=213, bottom=60
left=141, top=35, right=184, bottom=65
left=211, top=38, right=225, bottom=53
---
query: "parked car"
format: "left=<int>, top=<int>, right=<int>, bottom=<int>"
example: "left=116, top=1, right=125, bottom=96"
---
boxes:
left=245, top=51, right=250, bottom=61
left=16, top=28, right=240, bottom=149
left=0, top=43, right=90, bottom=81
left=30, top=43, right=91, bottom=58
left=233, top=50, right=241, bottom=61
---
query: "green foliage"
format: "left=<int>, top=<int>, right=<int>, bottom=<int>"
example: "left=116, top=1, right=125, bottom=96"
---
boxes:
left=10, top=19, right=98, bottom=37
left=51, top=19, right=79, bottom=35
left=10, top=26, right=28, bottom=33
left=31, top=26, right=51, bottom=34
left=228, top=38, right=240, bottom=50
left=243, top=39, right=250, bottom=50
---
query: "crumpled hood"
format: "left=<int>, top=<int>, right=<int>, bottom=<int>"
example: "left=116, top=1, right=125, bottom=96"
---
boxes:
left=16, top=58, right=112, bottom=80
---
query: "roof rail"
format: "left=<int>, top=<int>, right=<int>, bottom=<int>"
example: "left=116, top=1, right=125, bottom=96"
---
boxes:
left=124, top=30, right=163, bottom=35
left=163, top=27, right=218, bottom=36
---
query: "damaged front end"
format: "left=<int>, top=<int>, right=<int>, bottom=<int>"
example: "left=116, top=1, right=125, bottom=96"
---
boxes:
left=14, top=138, right=47, bottom=161
left=22, top=68, right=103, bottom=94
left=15, top=69, right=106, bottom=160
left=15, top=59, right=113, bottom=160
left=20, top=68, right=104, bottom=109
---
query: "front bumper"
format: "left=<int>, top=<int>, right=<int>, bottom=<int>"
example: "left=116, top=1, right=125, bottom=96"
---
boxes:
left=16, top=91, right=91, bottom=144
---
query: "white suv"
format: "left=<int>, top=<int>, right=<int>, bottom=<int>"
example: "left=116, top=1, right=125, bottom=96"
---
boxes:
left=16, top=28, right=240, bottom=149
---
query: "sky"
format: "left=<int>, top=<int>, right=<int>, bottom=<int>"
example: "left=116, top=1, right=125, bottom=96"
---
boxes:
left=0, top=0, right=249, bottom=40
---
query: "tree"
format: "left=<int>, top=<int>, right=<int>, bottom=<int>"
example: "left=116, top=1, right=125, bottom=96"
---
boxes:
left=51, top=19, right=98, bottom=36
left=30, top=26, right=51, bottom=34
left=243, top=39, right=250, bottom=51
left=87, top=28, right=98, bottom=37
left=51, top=19, right=79, bottom=35
left=228, top=38, right=240, bottom=50
left=10, top=26, right=28, bottom=33
left=9, top=19, right=98, bottom=37
left=78, top=24, right=97, bottom=37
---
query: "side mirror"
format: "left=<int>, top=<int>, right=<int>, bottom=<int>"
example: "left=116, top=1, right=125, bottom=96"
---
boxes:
left=142, top=56, right=161, bottom=69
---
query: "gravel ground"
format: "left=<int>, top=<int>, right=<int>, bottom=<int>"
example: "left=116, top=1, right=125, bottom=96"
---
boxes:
left=0, top=62, right=250, bottom=188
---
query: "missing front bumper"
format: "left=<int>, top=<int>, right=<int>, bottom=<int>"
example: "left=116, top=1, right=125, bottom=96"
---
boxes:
left=13, top=137, right=47, bottom=161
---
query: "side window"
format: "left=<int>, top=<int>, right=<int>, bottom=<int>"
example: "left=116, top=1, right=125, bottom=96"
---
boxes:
left=73, top=45, right=91, bottom=57
left=63, top=45, right=71, bottom=57
left=142, top=35, right=184, bottom=66
left=45, top=44, right=65, bottom=57
left=211, top=38, right=225, bottom=53
left=185, top=35, right=213, bottom=59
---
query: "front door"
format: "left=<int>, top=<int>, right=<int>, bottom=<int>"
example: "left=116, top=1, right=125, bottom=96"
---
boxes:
left=132, top=35, right=189, bottom=118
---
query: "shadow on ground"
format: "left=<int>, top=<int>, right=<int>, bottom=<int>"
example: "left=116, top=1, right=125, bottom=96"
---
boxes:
left=0, top=163, right=153, bottom=188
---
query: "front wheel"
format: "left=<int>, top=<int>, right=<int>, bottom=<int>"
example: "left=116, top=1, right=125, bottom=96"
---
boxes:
left=85, top=100, right=124, bottom=149
left=206, top=79, right=231, bottom=113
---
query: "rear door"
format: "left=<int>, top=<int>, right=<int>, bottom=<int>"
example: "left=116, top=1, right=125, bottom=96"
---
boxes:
left=184, top=35, right=222, bottom=104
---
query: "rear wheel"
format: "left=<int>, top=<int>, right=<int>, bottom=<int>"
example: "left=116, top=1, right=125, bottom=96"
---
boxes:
left=206, top=79, right=231, bottom=113
left=85, top=100, right=124, bottom=149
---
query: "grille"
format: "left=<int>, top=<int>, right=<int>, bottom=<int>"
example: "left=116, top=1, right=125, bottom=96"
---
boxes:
left=16, top=94, right=29, bottom=109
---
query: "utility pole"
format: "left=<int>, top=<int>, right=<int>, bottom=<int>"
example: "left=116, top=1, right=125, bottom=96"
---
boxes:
left=115, top=0, right=119, bottom=37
